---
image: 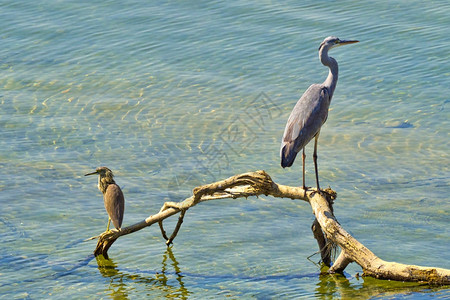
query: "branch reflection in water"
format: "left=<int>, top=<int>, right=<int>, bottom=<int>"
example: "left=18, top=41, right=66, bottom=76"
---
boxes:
left=92, top=251, right=444, bottom=299
left=315, top=266, right=444, bottom=299
left=95, top=247, right=190, bottom=299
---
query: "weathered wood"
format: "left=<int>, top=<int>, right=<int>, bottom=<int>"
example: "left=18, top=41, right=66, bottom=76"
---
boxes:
left=311, top=218, right=332, bottom=266
left=90, top=170, right=450, bottom=284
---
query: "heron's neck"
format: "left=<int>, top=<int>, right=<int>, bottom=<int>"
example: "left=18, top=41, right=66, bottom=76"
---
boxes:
left=319, top=48, right=338, bottom=97
left=98, top=176, right=115, bottom=194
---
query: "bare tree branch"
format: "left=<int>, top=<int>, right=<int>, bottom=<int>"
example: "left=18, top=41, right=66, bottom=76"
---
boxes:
left=90, top=170, right=450, bottom=284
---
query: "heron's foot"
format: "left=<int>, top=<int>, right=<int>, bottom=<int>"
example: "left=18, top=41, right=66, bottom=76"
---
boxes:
left=302, top=185, right=308, bottom=197
left=104, top=229, right=121, bottom=236
left=312, top=187, right=323, bottom=196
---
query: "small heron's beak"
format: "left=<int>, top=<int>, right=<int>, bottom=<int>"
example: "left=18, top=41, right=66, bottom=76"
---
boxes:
left=85, top=171, right=98, bottom=176
left=339, top=39, right=359, bottom=45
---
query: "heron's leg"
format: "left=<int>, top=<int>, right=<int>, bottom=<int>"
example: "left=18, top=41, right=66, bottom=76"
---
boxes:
left=302, top=147, right=306, bottom=190
left=106, top=218, right=111, bottom=232
left=313, top=132, right=321, bottom=192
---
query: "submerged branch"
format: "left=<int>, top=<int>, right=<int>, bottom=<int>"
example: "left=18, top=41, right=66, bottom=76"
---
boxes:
left=91, top=170, right=449, bottom=284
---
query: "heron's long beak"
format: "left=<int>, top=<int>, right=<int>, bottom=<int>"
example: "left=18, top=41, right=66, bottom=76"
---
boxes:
left=85, top=171, right=98, bottom=176
left=339, top=39, right=359, bottom=45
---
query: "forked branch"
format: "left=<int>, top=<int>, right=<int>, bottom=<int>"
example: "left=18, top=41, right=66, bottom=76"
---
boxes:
left=90, top=170, right=449, bottom=284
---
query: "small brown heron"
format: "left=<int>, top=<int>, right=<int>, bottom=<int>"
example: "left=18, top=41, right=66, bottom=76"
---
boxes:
left=85, top=167, right=125, bottom=231
left=280, top=36, right=358, bottom=191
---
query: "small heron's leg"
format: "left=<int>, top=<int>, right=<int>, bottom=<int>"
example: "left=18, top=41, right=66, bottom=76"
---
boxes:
left=313, top=132, right=321, bottom=193
left=106, top=218, right=111, bottom=232
left=302, top=147, right=306, bottom=190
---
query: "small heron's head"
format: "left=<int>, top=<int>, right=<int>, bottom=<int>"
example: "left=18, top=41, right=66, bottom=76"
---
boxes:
left=85, top=166, right=116, bottom=193
left=85, top=166, right=114, bottom=180
left=318, top=36, right=359, bottom=51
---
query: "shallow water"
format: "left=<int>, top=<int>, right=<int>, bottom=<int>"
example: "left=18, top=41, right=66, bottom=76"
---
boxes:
left=1, top=0, right=449, bottom=298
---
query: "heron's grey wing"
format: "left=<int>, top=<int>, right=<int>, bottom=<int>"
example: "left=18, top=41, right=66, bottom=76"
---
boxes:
left=104, top=184, right=125, bottom=229
left=280, top=84, right=330, bottom=167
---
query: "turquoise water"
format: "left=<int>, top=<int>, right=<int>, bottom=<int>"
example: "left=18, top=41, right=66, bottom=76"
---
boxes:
left=1, top=0, right=449, bottom=298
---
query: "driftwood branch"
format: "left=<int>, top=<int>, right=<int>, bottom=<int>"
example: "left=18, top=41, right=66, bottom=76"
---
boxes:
left=91, top=170, right=450, bottom=284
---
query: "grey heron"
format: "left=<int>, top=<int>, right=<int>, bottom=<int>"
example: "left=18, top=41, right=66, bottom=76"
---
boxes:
left=85, top=167, right=125, bottom=231
left=280, top=36, right=358, bottom=192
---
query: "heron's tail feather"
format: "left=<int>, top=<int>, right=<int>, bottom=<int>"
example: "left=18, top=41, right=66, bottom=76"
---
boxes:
left=281, top=142, right=298, bottom=168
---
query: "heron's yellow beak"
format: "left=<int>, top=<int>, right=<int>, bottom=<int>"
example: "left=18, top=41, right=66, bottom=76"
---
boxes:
left=339, top=40, right=359, bottom=45
left=85, top=170, right=98, bottom=176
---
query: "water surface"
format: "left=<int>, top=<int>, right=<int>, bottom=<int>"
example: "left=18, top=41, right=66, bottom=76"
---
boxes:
left=1, top=0, right=449, bottom=298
